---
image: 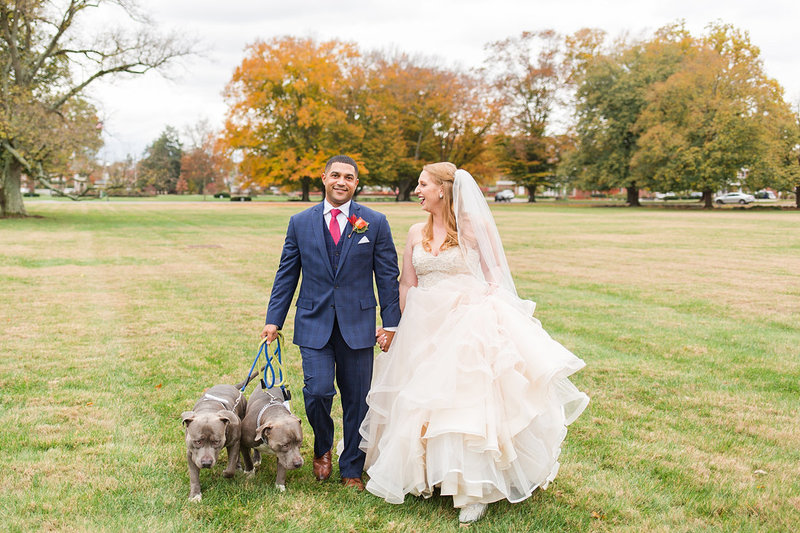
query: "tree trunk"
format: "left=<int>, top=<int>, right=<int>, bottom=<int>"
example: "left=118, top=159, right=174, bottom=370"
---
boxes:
left=526, top=185, right=537, bottom=203
left=702, top=189, right=714, bottom=208
left=395, top=177, right=415, bottom=201
left=626, top=185, right=640, bottom=207
left=1, top=158, right=28, bottom=217
left=301, top=176, right=311, bottom=202
left=795, top=184, right=799, bottom=209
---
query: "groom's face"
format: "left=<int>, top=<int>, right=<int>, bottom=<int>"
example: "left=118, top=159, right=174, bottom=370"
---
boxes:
left=322, top=162, right=358, bottom=206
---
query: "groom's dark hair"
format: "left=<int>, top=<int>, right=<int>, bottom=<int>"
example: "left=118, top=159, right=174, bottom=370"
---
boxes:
left=325, top=155, right=359, bottom=177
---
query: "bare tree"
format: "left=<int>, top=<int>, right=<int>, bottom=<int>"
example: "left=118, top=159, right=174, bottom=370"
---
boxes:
left=0, top=0, right=194, bottom=217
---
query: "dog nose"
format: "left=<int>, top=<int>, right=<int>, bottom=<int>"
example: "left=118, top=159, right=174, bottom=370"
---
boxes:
left=293, top=459, right=304, bottom=469
left=201, top=458, right=214, bottom=468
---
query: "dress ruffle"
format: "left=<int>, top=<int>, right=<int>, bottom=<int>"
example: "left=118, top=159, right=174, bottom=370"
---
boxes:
left=359, top=274, right=589, bottom=507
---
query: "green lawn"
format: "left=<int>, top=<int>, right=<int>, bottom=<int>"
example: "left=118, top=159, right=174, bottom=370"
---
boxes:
left=1, top=201, right=798, bottom=532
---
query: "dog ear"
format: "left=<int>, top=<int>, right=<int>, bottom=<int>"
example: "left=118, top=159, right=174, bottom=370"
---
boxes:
left=218, top=410, right=239, bottom=426
left=181, top=411, right=195, bottom=427
left=291, top=414, right=301, bottom=423
left=254, top=422, right=274, bottom=443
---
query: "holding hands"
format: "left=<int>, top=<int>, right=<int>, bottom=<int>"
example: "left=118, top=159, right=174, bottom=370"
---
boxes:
left=376, top=328, right=395, bottom=352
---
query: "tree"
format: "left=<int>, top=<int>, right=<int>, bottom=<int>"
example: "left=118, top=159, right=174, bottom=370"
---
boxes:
left=222, top=37, right=365, bottom=201
left=565, top=25, right=690, bottom=206
left=631, top=23, right=795, bottom=208
left=0, top=0, right=191, bottom=217
left=104, top=156, right=138, bottom=195
left=359, top=53, right=496, bottom=200
left=180, top=119, right=228, bottom=196
left=753, top=100, right=800, bottom=208
left=137, top=126, right=182, bottom=193
left=485, top=30, right=571, bottom=202
left=790, top=104, right=800, bottom=208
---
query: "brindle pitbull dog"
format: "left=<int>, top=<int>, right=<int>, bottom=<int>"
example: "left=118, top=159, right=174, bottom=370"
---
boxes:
left=181, top=384, right=247, bottom=501
left=240, top=386, right=303, bottom=491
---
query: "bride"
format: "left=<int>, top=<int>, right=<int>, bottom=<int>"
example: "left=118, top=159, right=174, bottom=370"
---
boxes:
left=360, top=162, right=590, bottom=524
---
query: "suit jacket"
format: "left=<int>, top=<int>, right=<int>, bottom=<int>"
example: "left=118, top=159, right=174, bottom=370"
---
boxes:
left=265, top=201, right=401, bottom=350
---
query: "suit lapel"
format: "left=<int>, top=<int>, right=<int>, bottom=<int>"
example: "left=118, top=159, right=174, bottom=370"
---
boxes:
left=335, top=202, right=358, bottom=278
left=312, top=203, right=335, bottom=279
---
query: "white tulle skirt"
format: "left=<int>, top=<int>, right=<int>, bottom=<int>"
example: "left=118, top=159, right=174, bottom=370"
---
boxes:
left=359, top=274, right=589, bottom=507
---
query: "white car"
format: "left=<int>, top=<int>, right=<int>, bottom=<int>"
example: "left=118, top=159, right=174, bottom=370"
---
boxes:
left=754, top=190, right=776, bottom=201
left=494, top=190, right=515, bottom=202
left=715, top=192, right=755, bottom=205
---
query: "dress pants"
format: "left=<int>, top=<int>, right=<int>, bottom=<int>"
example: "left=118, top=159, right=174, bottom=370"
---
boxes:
left=299, top=318, right=374, bottom=479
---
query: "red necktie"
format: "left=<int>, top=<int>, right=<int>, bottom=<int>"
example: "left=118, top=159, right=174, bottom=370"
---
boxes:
left=329, top=208, right=341, bottom=244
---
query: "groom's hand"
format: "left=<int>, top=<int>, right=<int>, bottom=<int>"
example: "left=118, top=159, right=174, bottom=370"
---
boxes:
left=261, top=324, right=279, bottom=342
left=376, top=328, right=395, bottom=352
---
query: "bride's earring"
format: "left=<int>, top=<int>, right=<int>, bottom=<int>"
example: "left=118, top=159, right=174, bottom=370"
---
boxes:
left=439, top=192, right=443, bottom=199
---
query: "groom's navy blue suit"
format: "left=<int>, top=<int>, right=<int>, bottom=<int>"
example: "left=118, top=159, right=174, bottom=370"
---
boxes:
left=265, top=200, right=400, bottom=478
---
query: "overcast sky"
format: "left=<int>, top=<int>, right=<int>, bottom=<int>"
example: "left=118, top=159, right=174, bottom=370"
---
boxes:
left=86, top=0, right=800, bottom=162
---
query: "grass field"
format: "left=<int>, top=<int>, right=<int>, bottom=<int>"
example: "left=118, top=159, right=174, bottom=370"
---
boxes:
left=1, top=200, right=798, bottom=532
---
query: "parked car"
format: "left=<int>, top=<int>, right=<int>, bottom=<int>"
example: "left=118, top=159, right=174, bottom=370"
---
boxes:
left=495, top=190, right=515, bottom=202
left=213, top=192, right=230, bottom=198
left=654, top=192, right=678, bottom=200
left=754, top=190, right=776, bottom=200
left=230, top=195, right=252, bottom=202
left=715, top=192, right=755, bottom=205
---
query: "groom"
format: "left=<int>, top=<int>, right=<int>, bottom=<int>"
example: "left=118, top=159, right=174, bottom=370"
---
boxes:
left=261, top=155, right=401, bottom=490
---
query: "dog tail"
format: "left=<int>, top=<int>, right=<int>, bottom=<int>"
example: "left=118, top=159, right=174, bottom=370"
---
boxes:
left=235, top=364, right=266, bottom=391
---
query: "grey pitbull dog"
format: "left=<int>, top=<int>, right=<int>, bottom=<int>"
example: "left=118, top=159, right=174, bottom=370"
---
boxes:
left=240, top=386, right=303, bottom=491
left=181, top=384, right=247, bottom=502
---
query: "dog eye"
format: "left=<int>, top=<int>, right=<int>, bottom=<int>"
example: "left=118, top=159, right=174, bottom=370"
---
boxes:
left=194, top=440, right=203, bottom=447
left=211, top=440, right=220, bottom=446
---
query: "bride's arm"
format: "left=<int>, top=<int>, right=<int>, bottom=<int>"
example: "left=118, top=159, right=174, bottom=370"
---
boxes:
left=399, top=224, right=422, bottom=313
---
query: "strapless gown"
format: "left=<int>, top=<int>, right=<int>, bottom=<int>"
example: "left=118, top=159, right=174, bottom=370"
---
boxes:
left=359, top=244, right=589, bottom=507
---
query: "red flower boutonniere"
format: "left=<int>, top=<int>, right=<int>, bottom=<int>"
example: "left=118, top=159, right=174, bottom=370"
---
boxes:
left=348, top=215, right=369, bottom=238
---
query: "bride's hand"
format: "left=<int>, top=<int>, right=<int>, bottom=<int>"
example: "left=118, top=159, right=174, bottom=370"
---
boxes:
left=376, top=328, right=395, bottom=352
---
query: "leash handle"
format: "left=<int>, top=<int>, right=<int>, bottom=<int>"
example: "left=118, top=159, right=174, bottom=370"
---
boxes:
left=240, top=336, right=268, bottom=393
left=240, top=332, right=287, bottom=392
left=261, top=332, right=285, bottom=389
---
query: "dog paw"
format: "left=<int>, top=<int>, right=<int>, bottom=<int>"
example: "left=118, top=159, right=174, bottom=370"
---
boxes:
left=189, top=493, right=202, bottom=502
left=222, top=469, right=235, bottom=478
left=275, top=483, right=286, bottom=492
left=244, top=469, right=255, bottom=477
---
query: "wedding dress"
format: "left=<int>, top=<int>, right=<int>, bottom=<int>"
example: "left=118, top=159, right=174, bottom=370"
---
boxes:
left=359, top=241, right=589, bottom=507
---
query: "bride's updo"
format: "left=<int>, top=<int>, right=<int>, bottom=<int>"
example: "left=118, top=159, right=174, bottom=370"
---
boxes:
left=421, top=162, right=459, bottom=253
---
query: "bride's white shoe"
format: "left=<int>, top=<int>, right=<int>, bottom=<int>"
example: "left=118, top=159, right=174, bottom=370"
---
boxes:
left=458, top=503, right=488, bottom=524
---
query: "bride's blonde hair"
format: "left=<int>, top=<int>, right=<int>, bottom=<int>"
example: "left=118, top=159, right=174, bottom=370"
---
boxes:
left=421, top=162, right=459, bottom=253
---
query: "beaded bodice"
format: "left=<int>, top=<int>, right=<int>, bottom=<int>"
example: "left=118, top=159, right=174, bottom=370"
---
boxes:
left=412, top=244, right=478, bottom=288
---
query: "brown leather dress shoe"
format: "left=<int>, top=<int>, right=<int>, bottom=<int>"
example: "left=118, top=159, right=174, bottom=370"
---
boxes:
left=341, top=477, right=365, bottom=491
left=312, top=450, right=332, bottom=481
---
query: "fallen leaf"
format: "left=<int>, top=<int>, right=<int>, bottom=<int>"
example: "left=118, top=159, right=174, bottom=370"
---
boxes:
left=754, top=469, right=767, bottom=476
left=155, top=383, right=163, bottom=389
left=591, top=511, right=605, bottom=520
left=86, top=402, right=93, bottom=406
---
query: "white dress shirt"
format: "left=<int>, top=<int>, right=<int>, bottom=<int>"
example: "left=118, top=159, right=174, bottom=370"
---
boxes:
left=323, top=199, right=351, bottom=236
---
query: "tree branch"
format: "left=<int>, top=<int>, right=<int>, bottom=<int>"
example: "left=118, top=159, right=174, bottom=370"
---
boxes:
left=28, top=1, right=82, bottom=82
left=0, top=5, right=24, bottom=81
left=2, top=139, right=89, bottom=201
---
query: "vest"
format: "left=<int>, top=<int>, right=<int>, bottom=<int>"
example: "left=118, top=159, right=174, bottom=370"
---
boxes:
left=323, top=215, right=346, bottom=272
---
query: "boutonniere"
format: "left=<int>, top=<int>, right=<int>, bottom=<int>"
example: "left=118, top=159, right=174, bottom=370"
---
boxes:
left=347, top=215, right=369, bottom=238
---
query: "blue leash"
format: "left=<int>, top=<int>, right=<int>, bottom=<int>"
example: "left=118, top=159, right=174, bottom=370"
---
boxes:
left=240, top=333, right=290, bottom=400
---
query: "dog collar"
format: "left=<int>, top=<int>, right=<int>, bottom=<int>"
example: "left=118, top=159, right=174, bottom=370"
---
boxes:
left=256, top=395, right=287, bottom=428
left=200, top=391, right=243, bottom=412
